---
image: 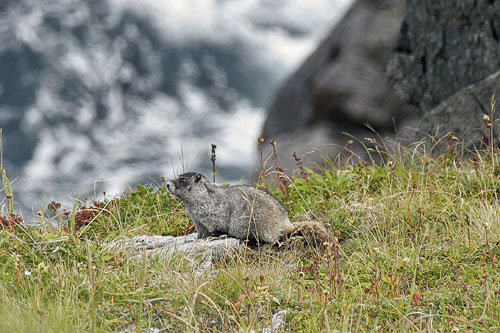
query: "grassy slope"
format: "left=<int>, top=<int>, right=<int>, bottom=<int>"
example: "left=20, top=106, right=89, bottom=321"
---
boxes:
left=0, top=147, right=500, bottom=332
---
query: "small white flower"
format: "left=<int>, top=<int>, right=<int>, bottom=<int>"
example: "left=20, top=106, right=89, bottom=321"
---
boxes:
left=374, top=247, right=380, bottom=253
left=24, top=270, right=32, bottom=276
left=403, top=257, right=410, bottom=263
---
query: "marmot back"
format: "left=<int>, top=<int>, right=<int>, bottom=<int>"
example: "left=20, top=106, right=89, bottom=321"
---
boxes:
left=166, top=172, right=330, bottom=245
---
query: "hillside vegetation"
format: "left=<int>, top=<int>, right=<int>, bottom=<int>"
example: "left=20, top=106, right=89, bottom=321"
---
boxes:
left=1, top=138, right=500, bottom=332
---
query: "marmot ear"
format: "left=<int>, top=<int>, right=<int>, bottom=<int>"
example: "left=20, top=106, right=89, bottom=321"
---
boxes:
left=195, top=173, right=202, bottom=182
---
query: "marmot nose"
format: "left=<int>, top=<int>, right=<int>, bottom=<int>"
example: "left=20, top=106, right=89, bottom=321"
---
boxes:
left=166, top=181, right=173, bottom=191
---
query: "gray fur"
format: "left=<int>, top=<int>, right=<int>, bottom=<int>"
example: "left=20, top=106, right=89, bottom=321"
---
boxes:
left=166, top=172, right=292, bottom=243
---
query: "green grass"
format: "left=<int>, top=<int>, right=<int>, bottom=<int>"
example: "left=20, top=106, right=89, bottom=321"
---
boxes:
left=1, top=144, right=500, bottom=331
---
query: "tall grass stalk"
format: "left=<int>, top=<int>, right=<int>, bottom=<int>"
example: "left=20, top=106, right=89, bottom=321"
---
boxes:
left=135, top=249, right=148, bottom=331
left=86, top=238, right=97, bottom=331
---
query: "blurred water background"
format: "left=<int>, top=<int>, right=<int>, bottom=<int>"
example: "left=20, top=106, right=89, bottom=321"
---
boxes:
left=0, top=0, right=352, bottom=217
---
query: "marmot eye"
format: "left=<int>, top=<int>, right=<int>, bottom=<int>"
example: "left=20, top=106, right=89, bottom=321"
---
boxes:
left=179, top=178, right=186, bottom=183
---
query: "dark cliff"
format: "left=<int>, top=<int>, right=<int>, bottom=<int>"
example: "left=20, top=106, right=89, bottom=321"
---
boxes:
left=261, top=0, right=500, bottom=170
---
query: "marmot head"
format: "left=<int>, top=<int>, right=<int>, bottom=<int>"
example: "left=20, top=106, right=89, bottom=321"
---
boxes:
left=166, top=172, right=212, bottom=202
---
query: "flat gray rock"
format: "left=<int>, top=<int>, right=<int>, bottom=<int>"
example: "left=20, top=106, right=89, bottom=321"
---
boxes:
left=108, top=233, right=244, bottom=274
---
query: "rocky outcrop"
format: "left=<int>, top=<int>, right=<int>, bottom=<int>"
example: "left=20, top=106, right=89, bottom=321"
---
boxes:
left=261, top=0, right=500, bottom=168
left=415, top=71, right=500, bottom=152
left=388, top=0, right=500, bottom=112
left=260, top=0, right=415, bottom=171
left=388, top=0, right=500, bottom=149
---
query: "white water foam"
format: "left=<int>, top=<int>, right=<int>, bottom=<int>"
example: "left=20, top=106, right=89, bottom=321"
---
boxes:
left=109, top=0, right=353, bottom=78
left=2, top=0, right=353, bottom=215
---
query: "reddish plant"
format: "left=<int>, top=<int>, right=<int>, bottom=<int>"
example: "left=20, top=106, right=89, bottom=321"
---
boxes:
left=47, top=201, right=61, bottom=212
left=270, top=140, right=289, bottom=196
left=71, top=201, right=106, bottom=231
left=0, top=213, right=23, bottom=229
left=293, top=152, right=310, bottom=188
